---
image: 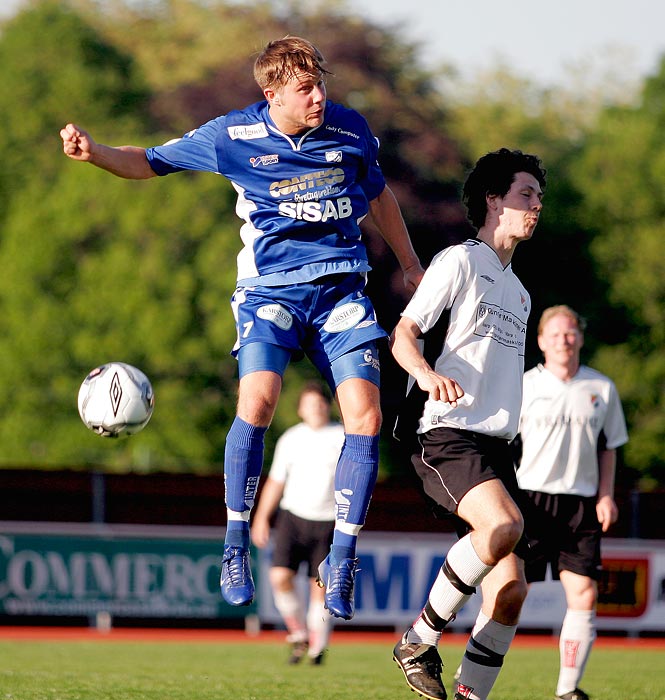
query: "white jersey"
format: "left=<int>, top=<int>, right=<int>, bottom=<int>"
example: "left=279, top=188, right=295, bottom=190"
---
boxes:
left=268, top=421, right=344, bottom=521
left=516, top=364, right=628, bottom=497
left=401, top=239, right=530, bottom=440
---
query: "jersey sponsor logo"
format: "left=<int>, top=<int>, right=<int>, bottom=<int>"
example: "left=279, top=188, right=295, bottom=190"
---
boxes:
left=325, top=150, right=343, bottom=163
left=293, top=185, right=343, bottom=202
left=279, top=197, right=353, bottom=222
left=475, top=303, right=526, bottom=350
left=324, top=125, right=360, bottom=140
left=528, top=414, right=600, bottom=429
left=269, top=168, right=345, bottom=197
left=227, top=123, right=269, bottom=140
left=250, top=154, right=279, bottom=167
left=257, top=304, right=293, bottom=330
left=323, top=302, right=366, bottom=332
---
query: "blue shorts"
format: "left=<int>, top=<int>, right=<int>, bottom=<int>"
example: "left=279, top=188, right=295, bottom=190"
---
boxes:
left=231, top=273, right=387, bottom=389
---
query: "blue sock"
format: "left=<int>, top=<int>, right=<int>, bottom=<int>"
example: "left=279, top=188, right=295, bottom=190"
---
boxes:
left=331, top=434, right=379, bottom=562
left=225, top=520, right=249, bottom=549
left=224, top=417, right=267, bottom=548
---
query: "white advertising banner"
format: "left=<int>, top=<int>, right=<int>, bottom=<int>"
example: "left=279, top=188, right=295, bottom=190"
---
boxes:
left=256, top=533, right=665, bottom=634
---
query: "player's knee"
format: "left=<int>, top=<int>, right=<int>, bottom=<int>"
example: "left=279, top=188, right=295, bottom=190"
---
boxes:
left=237, top=395, right=277, bottom=425
left=490, top=516, right=524, bottom=560
left=569, top=580, right=598, bottom=610
left=345, top=407, right=381, bottom=435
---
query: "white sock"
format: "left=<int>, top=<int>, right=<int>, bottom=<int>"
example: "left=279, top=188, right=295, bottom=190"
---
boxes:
left=307, top=597, right=332, bottom=657
left=273, top=589, right=307, bottom=643
left=456, top=610, right=516, bottom=700
left=408, top=534, right=492, bottom=647
left=556, top=609, right=596, bottom=696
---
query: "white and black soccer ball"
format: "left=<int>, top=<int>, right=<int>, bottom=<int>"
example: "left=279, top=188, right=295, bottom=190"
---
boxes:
left=77, top=362, right=155, bottom=437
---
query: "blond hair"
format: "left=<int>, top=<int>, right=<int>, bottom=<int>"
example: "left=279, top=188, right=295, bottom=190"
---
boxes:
left=253, top=36, right=331, bottom=91
left=537, top=305, right=587, bottom=336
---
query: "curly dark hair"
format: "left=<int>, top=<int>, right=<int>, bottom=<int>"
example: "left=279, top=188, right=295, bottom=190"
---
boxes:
left=463, top=148, right=546, bottom=231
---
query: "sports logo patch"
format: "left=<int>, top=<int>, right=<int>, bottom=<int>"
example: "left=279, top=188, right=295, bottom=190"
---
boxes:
left=361, top=348, right=380, bottom=371
left=323, top=302, right=365, bottom=332
left=250, top=154, right=279, bottom=167
left=257, top=304, right=293, bottom=330
left=325, top=150, right=343, bottom=163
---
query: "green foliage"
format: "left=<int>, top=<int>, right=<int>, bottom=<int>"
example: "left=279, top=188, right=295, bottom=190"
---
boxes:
left=0, top=163, right=241, bottom=469
left=0, top=0, right=471, bottom=474
left=570, top=56, right=665, bottom=485
left=0, top=0, right=148, bottom=194
left=2, top=0, right=665, bottom=485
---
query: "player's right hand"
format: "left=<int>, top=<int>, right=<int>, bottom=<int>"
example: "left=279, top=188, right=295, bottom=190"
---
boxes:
left=250, top=519, right=270, bottom=549
left=416, top=369, right=464, bottom=407
left=60, top=123, right=95, bottom=161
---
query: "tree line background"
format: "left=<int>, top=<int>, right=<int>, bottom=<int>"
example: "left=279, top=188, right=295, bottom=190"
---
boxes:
left=1, top=0, right=664, bottom=492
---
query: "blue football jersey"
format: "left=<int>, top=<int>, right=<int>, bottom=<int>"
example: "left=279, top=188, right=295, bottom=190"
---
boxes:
left=146, top=100, right=387, bottom=286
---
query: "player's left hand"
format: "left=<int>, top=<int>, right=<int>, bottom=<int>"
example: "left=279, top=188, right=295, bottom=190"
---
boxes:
left=596, top=495, right=618, bottom=532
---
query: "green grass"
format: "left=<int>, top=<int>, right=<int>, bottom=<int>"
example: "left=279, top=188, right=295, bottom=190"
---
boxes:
left=1, top=638, right=663, bottom=700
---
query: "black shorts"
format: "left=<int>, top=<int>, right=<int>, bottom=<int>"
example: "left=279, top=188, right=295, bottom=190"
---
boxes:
left=411, top=427, right=530, bottom=559
left=271, top=510, right=334, bottom=578
left=521, top=490, right=602, bottom=582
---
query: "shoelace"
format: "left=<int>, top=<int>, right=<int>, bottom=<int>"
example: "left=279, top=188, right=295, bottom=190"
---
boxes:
left=328, top=560, right=357, bottom=597
left=222, top=548, right=249, bottom=584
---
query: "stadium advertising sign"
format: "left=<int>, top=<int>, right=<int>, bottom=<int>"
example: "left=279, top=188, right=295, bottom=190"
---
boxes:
left=0, top=526, right=251, bottom=620
left=256, top=533, right=665, bottom=634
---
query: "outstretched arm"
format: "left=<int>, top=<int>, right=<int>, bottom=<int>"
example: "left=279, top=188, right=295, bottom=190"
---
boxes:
left=369, top=185, right=424, bottom=294
left=60, top=123, right=156, bottom=180
left=390, top=316, right=464, bottom=406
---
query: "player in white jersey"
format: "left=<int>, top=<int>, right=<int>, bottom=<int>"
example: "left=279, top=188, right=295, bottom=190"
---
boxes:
left=252, top=382, right=344, bottom=665
left=515, top=305, right=628, bottom=700
left=60, top=37, right=424, bottom=620
left=391, top=148, right=546, bottom=700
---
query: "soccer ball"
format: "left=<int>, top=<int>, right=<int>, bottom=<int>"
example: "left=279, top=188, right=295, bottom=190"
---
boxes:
left=78, top=362, right=155, bottom=437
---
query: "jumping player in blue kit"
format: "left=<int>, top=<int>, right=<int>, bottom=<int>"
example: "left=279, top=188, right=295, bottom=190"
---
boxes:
left=61, top=36, right=424, bottom=619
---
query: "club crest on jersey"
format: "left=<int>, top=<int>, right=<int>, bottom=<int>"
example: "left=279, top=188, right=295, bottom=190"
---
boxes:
left=228, top=123, right=269, bottom=140
left=323, top=302, right=366, bottom=332
left=325, top=150, right=343, bottom=163
left=250, top=154, right=279, bottom=167
left=257, top=304, right=293, bottom=330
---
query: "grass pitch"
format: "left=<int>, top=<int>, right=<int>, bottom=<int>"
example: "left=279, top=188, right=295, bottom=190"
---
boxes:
left=1, top=634, right=663, bottom=700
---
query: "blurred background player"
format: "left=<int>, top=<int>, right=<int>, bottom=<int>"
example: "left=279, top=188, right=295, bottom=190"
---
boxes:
left=60, top=36, right=423, bottom=619
left=390, top=148, right=546, bottom=700
left=515, top=305, right=628, bottom=700
left=251, top=381, right=344, bottom=665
